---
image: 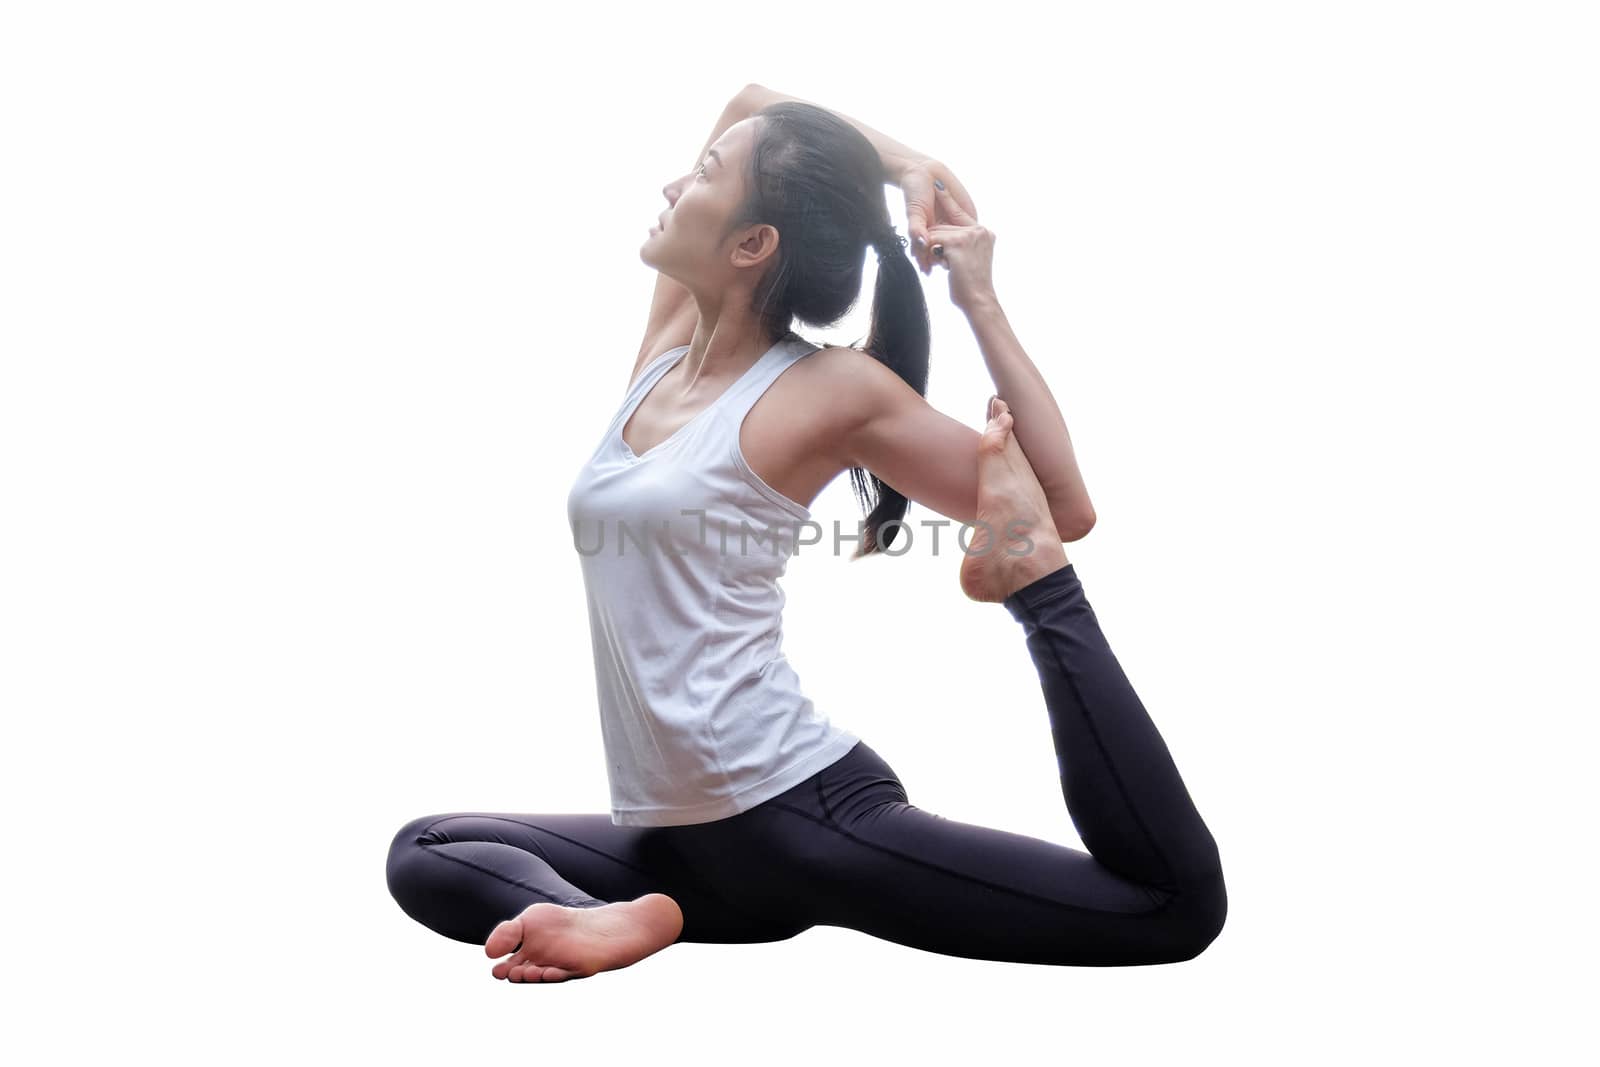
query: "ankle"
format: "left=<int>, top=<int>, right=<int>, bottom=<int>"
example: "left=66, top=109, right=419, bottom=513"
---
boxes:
left=1001, top=540, right=1070, bottom=600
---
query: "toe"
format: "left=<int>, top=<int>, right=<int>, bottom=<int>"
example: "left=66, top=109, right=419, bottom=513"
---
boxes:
left=485, top=918, right=522, bottom=958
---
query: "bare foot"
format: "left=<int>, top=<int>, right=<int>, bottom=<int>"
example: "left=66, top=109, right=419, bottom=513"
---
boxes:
left=483, top=893, right=684, bottom=983
left=959, top=396, right=1071, bottom=603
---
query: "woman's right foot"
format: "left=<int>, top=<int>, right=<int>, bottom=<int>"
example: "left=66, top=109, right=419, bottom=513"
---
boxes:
left=959, top=396, right=1072, bottom=603
left=483, top=893, right=684, bottom=982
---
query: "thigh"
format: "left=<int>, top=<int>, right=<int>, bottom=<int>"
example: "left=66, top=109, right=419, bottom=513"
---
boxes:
left=399, top=810, right=809, bottom=945
left=750, top=741, right=1211, bottom=966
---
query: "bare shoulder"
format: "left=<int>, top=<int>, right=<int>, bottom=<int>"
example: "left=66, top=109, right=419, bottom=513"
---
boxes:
left=807, top=343, right=906, bottom=388
left=805, top=344, right=913, bottom=419
left=757, top=344, right=893, bottom=468
left=739, top=343, right=858, bottom=456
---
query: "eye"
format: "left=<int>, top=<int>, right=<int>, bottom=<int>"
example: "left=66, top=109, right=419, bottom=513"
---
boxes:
left=697, top=162, right=709, bottom=178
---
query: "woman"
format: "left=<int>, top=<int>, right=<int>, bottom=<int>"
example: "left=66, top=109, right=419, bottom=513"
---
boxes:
left=386, top=86, right=1227, bottom=980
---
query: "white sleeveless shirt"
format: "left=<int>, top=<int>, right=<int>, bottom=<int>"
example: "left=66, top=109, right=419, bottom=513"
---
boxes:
left=565, top=333, right=861, bottom=826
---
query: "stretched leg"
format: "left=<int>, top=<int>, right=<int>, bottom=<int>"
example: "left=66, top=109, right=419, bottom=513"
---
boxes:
left=1001, top=564, right=1225, bottom=896
left=385, top=810, right=811, bottom=979
left=738, top=398, right=1226, bottom=966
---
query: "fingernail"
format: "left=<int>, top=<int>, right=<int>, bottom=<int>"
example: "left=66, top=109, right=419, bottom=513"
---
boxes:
left=933, top=179, right=946, bottom=191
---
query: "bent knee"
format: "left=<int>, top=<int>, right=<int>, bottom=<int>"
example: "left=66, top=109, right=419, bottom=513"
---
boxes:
left=388, top=813, right=444, bottom=854
left=385, top=814, right=454, bottom=896
left=1165, top=870, right=1227, bottom=962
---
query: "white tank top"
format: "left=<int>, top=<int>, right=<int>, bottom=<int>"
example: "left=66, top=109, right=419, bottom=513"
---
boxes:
left=565, top=333, right=861, bottom=826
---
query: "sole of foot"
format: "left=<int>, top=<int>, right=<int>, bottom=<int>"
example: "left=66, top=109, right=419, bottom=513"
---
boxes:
left=958, top=396, right=1071, bottom=604
left=483, top=893, right=684, bottom=983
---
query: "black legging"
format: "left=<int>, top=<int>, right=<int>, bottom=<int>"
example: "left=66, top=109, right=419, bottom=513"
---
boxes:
left=386, top=562, right=1227, bottom=966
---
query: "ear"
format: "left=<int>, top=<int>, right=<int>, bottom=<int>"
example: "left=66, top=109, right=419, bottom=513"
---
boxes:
left=734, top=223, right=781, bottom=270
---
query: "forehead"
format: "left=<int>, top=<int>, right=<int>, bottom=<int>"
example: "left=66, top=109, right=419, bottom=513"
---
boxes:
left=711, top=117, right=761, bottom=159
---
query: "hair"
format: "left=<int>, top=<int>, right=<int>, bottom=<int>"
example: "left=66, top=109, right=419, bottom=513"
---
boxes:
left=723, top=100, right=932, bottom=560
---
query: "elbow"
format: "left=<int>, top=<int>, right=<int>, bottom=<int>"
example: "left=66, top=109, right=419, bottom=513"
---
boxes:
left=1056, top=507, right=1096, bottom=543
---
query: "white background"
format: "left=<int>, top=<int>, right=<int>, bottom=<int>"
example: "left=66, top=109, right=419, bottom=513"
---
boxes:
left=4, top=1, right=1595, bottom=1063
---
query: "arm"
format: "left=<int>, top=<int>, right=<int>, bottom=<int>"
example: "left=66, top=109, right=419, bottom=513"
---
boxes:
left=962, top=296, right=1096, bottom=537
left=632, top=91, right=755, bottom=384
left=830, top=340, right=1096, bottom=543
left=738, top=83, right=932, bottom=187
left=744, top=87, right=1092, bottom=535
left=739, top=83, right=967, bottom=274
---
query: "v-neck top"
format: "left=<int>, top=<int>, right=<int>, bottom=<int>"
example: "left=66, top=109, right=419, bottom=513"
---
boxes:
left=565, top=333, right=860, bottom=826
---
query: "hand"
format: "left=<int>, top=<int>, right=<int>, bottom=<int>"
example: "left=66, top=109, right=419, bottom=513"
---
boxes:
left=924, top=183, right=997, bottom=313
left=900, top=159, right=979, bottom=276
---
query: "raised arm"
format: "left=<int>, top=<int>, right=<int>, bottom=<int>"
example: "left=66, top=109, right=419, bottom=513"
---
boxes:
left=829, top=343, right=1096, bottom=543
left=739, top=83, right=932, bottom=187
left=959, top=295, right=1096, bottom=537
left=636, top=83, right=944, bottom=385
left=631, top=90, right=758, bottom=386
left=739, top=86, right=1091, bottom=537
left=738, top=84, right=971, bottom=275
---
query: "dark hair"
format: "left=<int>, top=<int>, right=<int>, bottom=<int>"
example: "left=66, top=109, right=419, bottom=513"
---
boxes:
left=725, top=101, right=932, bottom=559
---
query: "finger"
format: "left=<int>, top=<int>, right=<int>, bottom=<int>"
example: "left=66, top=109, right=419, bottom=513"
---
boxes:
left=905, top=201, right=929, bottom=268
left=912, top=180, right=943, bottom=274
left=900, top=175, right=933, bottom=273
left=941, top=175, right=979, bottom=222
left=912, top=218, right=931, bottom=274
left=904, top=215, right=928, bottom=274
left=924, top=224, right=961, bottom=262
left=934, top=183, right=977, bottom=226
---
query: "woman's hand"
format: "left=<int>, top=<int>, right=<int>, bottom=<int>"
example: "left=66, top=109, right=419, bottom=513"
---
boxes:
left=900, top=159, right=979, bottom=276
left=924, top=183, right=997, bottom=313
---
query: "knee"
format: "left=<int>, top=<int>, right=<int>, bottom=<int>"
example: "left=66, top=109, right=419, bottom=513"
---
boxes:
left=388, top=813, right=442, bottom=856
left=385, top=814, right=447, bottom=902
left=1165, top=870, right=1228, bottom=963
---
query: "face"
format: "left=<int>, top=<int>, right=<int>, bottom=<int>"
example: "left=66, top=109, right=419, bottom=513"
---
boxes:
left=640, top=117, right=778, bottom=288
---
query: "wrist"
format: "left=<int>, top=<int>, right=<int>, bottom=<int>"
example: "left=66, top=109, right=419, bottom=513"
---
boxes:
left=961, top=293, right=1004, bottom=318
left=742, top=85, right=930, bottom=187
left=889, top=151, right=928, bottom=185
left=887, top=152, right=934, bottom=187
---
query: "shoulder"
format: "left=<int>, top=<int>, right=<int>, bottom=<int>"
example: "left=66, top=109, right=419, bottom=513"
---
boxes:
left=804, top=344, right=905, bottom=395
left=628, top=337, right=689, bottom=391
left=768, top=345, right=906, bottom=466
left=787, top=347, right=928, bottom=470
left=733, top=342, right=914, bottom=476
left=804, top=344, right=917, bottom=420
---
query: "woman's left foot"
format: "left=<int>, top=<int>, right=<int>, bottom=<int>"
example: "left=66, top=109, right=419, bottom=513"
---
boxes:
left=483, top=893, right=684, bottom=983
left=959, top=396, right=1071, bottom=603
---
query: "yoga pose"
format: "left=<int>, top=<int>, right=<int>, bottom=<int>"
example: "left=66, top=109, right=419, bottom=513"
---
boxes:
left=386, top=86, right=1227, bottom=980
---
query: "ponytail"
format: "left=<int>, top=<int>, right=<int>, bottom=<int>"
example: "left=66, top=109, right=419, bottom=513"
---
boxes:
left=848, top=225, right=931, bottom=559
left=734, top=102, right=933, bottom=557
